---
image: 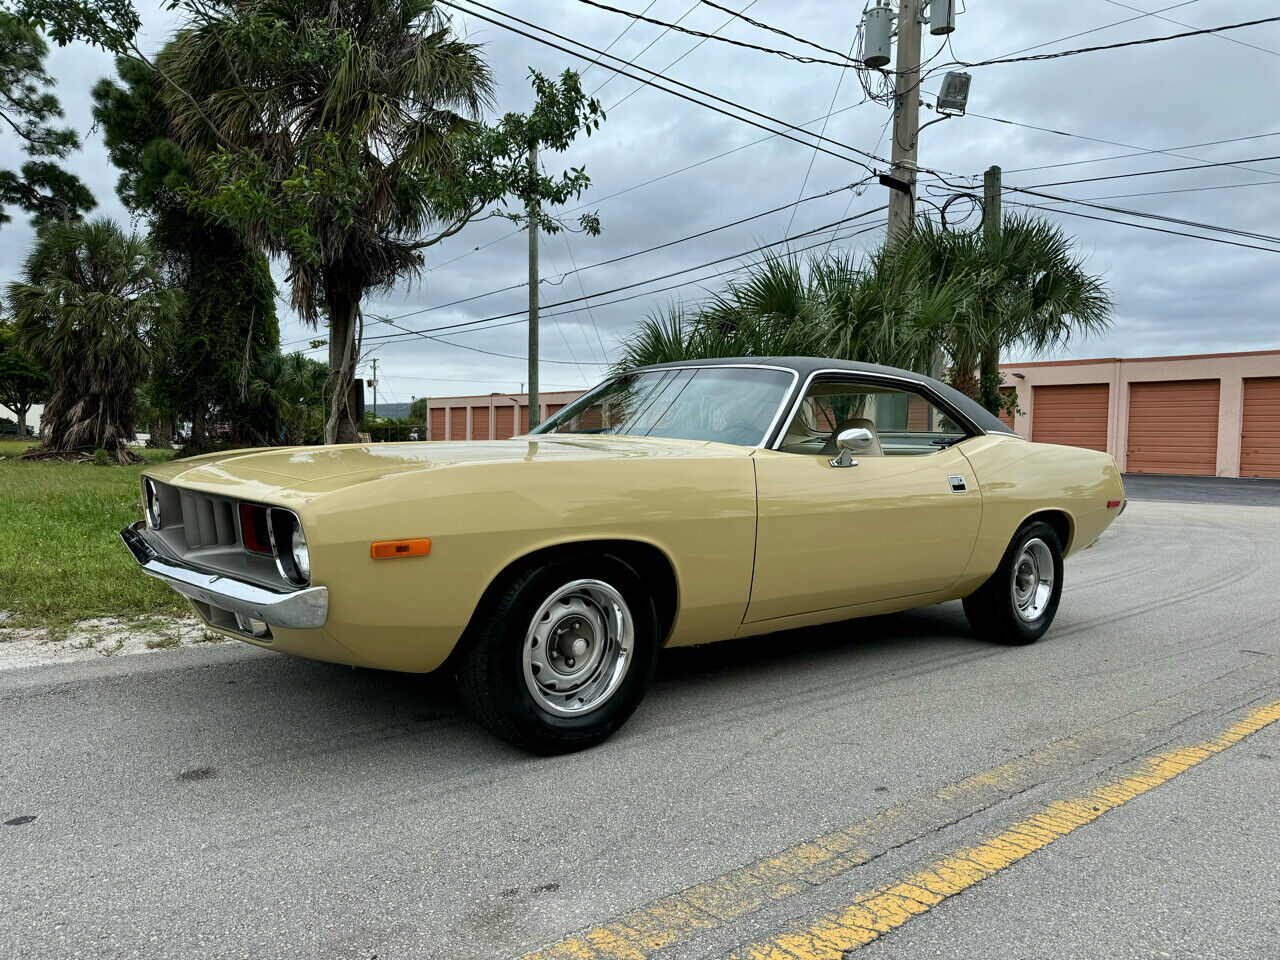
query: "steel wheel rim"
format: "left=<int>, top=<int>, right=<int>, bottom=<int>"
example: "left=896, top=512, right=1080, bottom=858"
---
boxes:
left=1011, top=537, right=1054, bottom=623
left=522, top=579, right=634, bottom=717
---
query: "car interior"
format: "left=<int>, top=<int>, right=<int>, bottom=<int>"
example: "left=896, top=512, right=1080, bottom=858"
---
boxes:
left=777, top=380, right=968, bottom=457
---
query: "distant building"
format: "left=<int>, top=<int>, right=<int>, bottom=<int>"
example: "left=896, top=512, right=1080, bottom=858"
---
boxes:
left=418, top=391, right=584, bottom=441
left=1000, top=350, right=1279, bottom=479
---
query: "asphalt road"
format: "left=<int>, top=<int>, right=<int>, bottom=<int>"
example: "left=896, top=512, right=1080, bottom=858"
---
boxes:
left=3, top=490, right=1278, bottom=960
left=1121, top=473, right=1280, bottom=506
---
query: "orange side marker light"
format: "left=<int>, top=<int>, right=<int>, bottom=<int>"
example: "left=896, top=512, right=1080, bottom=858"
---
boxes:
left=371, top=538, right=431, bottom=559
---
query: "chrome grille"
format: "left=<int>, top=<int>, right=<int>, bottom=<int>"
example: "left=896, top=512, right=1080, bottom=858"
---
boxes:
left=179, top=491, right=238, bottom=549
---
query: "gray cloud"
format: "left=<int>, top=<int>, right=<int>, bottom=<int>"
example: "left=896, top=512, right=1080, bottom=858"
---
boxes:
left=3, top=0, right=1278, bottom=406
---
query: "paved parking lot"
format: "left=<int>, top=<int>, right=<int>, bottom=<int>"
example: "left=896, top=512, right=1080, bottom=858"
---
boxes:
left=2, top=488, right=1278, bottom=959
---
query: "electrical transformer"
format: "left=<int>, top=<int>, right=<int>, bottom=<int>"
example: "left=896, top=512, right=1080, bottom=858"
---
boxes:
left=861, top=2, right=894, bottom=68
left=930, top=0, right=957, bottom=35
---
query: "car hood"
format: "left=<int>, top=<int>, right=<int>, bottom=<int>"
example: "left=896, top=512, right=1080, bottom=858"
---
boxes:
left=145, top=435, right=741, bottom=500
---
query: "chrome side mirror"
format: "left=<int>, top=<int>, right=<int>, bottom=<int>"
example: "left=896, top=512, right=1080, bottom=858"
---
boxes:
left=829, top=427, right=874, bottom=468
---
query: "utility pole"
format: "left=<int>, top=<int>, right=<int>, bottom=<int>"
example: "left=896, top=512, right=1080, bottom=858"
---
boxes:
left=886, top=0, right=923, bottom=244
left=526, top=144, right=540, bottom=433
left=982, top=164, right=1001, bottom=244
left=979, top=164, right=1003, bottom=405
left=370, top=357, right=377, bottom=420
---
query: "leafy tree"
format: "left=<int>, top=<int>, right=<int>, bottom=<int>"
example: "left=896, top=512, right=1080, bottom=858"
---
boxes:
left=0, top=316, right=49, bottom=434
left=7, top=0, right=140, bottom=53
left=161, top=0, right=603, bottom=443
left=0, top=10, right=94, bottom=224
left=7, top=218, right=176, bottom=462
left=91, top=54, right=281, bottom=451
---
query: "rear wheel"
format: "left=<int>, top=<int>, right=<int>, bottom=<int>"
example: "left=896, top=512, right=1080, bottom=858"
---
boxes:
left=963, top=520, right=1064, bottom=645
left=454, top=553, right=660, bottom=754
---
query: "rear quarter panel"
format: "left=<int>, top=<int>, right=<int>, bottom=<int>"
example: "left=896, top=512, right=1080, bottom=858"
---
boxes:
left=957, top=434, right=1124, bottom=589
left=295, top=444, right=758, bottom=672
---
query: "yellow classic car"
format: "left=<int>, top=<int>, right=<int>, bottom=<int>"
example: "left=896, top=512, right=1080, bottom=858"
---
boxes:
left=121, top=358, right=1125, bottom=752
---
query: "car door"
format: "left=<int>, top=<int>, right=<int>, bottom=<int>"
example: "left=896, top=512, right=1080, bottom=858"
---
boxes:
left=744, top=376, right=983, bottom=623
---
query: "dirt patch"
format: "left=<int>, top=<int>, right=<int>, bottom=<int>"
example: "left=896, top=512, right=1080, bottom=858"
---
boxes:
left=0, top=614, right=231, bottom=670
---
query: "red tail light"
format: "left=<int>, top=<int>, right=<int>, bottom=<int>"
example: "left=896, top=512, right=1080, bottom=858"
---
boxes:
left=1106, top=499, right=1122, bottom=509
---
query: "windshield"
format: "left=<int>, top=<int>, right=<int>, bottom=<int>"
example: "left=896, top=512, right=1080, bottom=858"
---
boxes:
left=530, top=366, right=794, bottom=446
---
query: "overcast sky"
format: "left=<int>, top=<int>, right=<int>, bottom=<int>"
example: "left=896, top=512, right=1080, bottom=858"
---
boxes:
left=3, top=0, right=1279, bottom=407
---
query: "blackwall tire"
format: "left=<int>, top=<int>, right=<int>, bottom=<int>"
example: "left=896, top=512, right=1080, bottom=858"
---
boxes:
left=963, top=520, right=1064, bottom=646
left=454, top=553, right=659, bottom=754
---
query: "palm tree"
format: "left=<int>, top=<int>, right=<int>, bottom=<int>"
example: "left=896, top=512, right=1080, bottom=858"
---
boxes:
left=249, top=351, right=330, bottom=445
left=7, top=218, right=176, bottom=463
left=159, top=0, right=495, bottom=443
left=161, top=1, right=602, bottom=445
left=616, top=215, right=1110, bottom=414
left=615, top=249, right=968, bottom=374
left=893, top=215, right=1112, bottom=410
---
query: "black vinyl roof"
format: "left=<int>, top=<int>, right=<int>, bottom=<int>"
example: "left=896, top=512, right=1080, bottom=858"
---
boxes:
left=630, top=356, right=1018, bottom=438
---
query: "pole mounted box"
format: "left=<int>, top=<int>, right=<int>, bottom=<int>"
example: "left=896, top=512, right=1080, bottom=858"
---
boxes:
left=935, top=71, right=971, bottom=115
left=861, top=1, right=894, bottom=68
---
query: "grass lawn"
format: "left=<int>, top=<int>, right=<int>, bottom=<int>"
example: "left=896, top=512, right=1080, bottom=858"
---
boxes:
left=0, top=440, right=189, bottom=628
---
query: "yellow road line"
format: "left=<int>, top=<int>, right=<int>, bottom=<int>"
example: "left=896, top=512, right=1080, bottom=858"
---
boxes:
left=519, top=692, right=1275, bottom=960
left=728, top=699, right=1280, bottom=960
left=519, top=733, right=1101, bottom=960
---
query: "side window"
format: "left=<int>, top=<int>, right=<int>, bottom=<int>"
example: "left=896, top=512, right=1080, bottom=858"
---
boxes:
left=777, top=379, right=968, bottom=456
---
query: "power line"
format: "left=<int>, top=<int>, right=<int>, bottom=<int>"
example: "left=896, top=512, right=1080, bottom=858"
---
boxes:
left=1002, top=131, right=1280, bottom=176
left=943, top=14, right=1280, bottom=68
left=537, top=235, right=599, bottom=381
left=426, top=95, right=879, bottom=281
left=694, top=0, right=863, bottom=64
left=446, top=0, right=887, bottom=169
left=991, top=0, right=1202, bottom=61
left=376, top=373, right=586, bottom=387
left=353, top=178, right=872, bottom=334
left=590, top=0, right=699, bottom=97
left=361, top=208, right=887, bottom=345
left=366, top=209, right=886, bottom=343
left=1100, top=0, right=1280, bottom=59
left=785, top=32, right=860, bottom=239
left=570, top=0, right=865, bottom=68
left=1004, top=200, right=1280, bottom=256
left=368, top=220, right=888, bottom=363
left=606, top=0, right=763, bottom=113
left=579, top=0, right=661, bottom=81
left=1018, top=153, right=1280, bottom=190
left=561, top=232, right=613, bottom=366
left=280, top=175, right=874, bottom=351
left=1003, top=184, right=1280, bottom=246
left=1037, top=179, right=1277, bottom=202
left=959, top=111, right=1280, bottom=183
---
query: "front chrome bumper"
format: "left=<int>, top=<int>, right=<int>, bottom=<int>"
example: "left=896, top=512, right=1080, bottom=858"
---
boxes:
left=119, top=521, right=328, bottom=629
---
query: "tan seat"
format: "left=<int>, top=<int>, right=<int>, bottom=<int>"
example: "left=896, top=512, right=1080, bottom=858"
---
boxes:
left=820, top=417, right=884, bottom=456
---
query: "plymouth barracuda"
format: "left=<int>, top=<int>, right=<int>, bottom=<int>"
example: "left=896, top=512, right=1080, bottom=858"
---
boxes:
left=121, top=357, right=1125, bottom=752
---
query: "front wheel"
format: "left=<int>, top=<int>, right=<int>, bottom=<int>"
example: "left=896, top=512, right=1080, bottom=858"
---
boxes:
left=454, top=554, right=660, bottom=754
left=963, top=520, right=1064, bottom=645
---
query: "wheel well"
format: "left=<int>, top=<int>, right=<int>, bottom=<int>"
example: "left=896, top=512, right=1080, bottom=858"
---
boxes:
left=447, top=539, right=680, bottom=670
left=1025, top=509, right=1073, bottom=553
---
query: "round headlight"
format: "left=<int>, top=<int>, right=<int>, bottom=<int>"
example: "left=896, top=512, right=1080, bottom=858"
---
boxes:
left=143, top=479, right=161, bottom=529
left=290, top=523, right=310, bottom=581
